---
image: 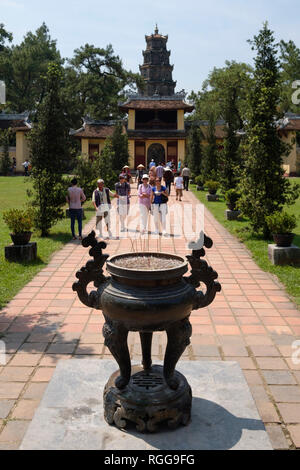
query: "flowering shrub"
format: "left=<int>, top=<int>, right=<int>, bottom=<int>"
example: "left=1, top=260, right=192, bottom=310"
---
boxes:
left=3, top=209, right=33, bottom=233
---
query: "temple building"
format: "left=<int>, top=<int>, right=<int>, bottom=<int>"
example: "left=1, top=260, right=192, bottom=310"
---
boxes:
left=72, top=26, right=194, bottom=168
left=0, top=113, right=31, bottom=173
left=1, top=28, right=300, bottom=175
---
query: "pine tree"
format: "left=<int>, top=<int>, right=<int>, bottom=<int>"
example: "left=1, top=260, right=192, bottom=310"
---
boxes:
left=111, top=121, right=129, bottom=171
left=186, top=123, right=203, bottom=176
left=238, top=23, right=299, bottom=237
left=96, top=138, right=118, bottom=190
left=0, top=128, right=11, bottom=175
left=202, top=115, right=219, bottom=181
left=219, top=123, right=240, bottom=193
left=74, top=155, right=98, bottom=200
left=28, top=63, right=68, bottom=236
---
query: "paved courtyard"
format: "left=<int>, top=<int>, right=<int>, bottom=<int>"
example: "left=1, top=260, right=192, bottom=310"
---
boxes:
left=0, top=186, right=300, bottom=449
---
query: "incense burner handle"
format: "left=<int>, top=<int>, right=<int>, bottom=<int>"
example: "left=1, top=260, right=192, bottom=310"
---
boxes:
left=185, top=235, right=221, bottom=310
left=72, top=231, right=110, bottom=309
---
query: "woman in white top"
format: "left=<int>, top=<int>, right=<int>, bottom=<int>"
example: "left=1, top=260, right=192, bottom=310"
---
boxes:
left=174, top=172, right=183, bottom=201
left=138, top=174, right=152, bottom=234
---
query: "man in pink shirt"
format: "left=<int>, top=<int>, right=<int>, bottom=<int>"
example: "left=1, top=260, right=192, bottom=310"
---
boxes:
left=66, top=178, right=86, bottom=240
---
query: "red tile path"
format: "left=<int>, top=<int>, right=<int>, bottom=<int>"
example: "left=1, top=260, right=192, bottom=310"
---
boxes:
left=0, top=185, right=300, bottom=449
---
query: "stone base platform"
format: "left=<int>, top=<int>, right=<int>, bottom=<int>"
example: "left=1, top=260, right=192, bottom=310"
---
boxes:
left=20, top=360, right=272, bottom=450
left=268, top=244, right=300, bottom=266
left=225, top=209, right=241, bottom=221
left=4, top=242, right=37, bottom=262
left=206, top=194, right=218, bottom=202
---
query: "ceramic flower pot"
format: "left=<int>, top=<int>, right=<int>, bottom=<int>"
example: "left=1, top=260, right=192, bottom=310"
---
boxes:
left=272, top=233, right=294, bottom=247
left=10, top=231, right=32, bottom=246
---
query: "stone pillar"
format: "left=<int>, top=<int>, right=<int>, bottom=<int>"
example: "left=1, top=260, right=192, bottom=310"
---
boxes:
left=128, top=110, right=135, bottom=130
left=16, top=131, right=28, bottom=172
left=177, top=110, right=184, bottom=130
left=128, top=139, right=135, bottom=168
left=178, top=139, right=185, bottom=163
left=81, top=139, right=89, bottom=158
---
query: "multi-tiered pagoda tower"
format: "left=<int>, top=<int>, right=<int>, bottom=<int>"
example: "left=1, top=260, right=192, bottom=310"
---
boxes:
left=72, top=27, right=194, bottom=167
left=119, top=27, right=194, bottom=168
left=139, top=25, right=176, bottom=97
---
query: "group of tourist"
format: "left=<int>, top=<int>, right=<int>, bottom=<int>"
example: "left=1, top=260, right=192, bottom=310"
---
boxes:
left=66, top=161, right=191, bottom=240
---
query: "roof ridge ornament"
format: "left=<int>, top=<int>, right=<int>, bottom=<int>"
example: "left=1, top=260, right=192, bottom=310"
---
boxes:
left=155, top=24, right=159, bottom=35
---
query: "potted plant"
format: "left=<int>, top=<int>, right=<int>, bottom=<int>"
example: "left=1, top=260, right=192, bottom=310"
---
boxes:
left=266, top=211, right=297, bottom=247
left=225, top=189, right=240, bottom=211
left=3, top=209, right=33, bottom=245
left=195, top=175, right=204, bottom=191
left=205, top=180, right=219, bottom=195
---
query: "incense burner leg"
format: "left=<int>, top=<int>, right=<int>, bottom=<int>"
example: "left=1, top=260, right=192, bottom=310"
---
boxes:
left=139, top=332, right=153, bottom=371
left=163, top=317, right=192, bottom=390
left=103, top=316, right=131, bottom=389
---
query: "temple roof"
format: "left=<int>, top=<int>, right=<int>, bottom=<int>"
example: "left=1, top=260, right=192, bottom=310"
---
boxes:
left=70, top=119, right=125, bottom=139
left=0, top=113, right=32, bottom=132
left=127, top=129, right=187, bottom=139
left=277, top=113, right=300, bottom=131
left=119, top=97, right=194, bottom=113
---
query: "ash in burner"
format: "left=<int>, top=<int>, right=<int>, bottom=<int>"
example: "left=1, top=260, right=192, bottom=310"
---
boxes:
left=111, top=255, right=182, bottom=270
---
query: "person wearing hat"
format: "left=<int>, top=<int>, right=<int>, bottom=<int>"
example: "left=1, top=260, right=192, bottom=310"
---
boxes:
left=92, top=179, right=117, bottom=239
left=138, top=174, right=152, bottom=234
left=136, top=164, right=145, bottom=189
left=121, top=165, right=132, bottom=183
left=115, top=174, right=131, bottom=232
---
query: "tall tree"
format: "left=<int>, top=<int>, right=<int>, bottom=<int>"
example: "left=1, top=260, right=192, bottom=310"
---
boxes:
left=110, top=121, right=129, bottom=171
left=28, top=63, right=68, bottom=236
left=202, top=114, right=219, bottom=181
left=238, top=23, right=299, bottom=237
left=66, top=44, right=142, bottom=121
left=0, top=128, right=12, bottom=175
left=0, top=23, right=61, bottom=112
left=185, top=123, right=203, bottom=176
left=189, top=89, right=220, bottom=180
left=208, top=62, right=252, bottom=191
left=0, top=23, right=12, bottom=52
left=96, top=138, right=118, bottom=190
left=279, top=39, right=300, bottom=113
left=190, top=61, right=252, bottom=190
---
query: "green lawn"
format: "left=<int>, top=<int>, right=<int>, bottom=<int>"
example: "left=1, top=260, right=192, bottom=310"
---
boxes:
left=0, top=176, right=95, bottom=309
left=192, top=182, right=300, bottom=307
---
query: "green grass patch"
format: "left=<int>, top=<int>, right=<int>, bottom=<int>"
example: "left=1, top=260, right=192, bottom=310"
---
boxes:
left=192, top=183, right=300, bottom=307
left=0, top=176, right=95, bottom=309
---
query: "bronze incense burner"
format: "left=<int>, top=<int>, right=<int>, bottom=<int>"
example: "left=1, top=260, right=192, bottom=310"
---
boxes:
left=73, top=230, right=221, bottom=432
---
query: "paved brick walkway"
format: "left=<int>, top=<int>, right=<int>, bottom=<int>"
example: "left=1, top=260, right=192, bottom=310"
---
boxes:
left=0, top=186, right=300, bottom=449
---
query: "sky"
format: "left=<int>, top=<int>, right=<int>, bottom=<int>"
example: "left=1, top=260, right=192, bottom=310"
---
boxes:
left=1, top=0, right=300, bottom=95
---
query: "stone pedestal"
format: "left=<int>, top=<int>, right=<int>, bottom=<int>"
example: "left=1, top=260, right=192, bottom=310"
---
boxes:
left=225, top=209, right=241, bottom=221
left=20, top=359, right=272, bottom=450
left=206, top=193, right=218, bottom=201
left=268, top=244, right=300, bottom=266
left=5, top=242, right=37, bottom=262
left=66, top=208, right=85, bottom=219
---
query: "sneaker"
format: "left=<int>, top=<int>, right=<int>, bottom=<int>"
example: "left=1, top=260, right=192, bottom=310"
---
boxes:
left=162, top=230, right=168, bottom=236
